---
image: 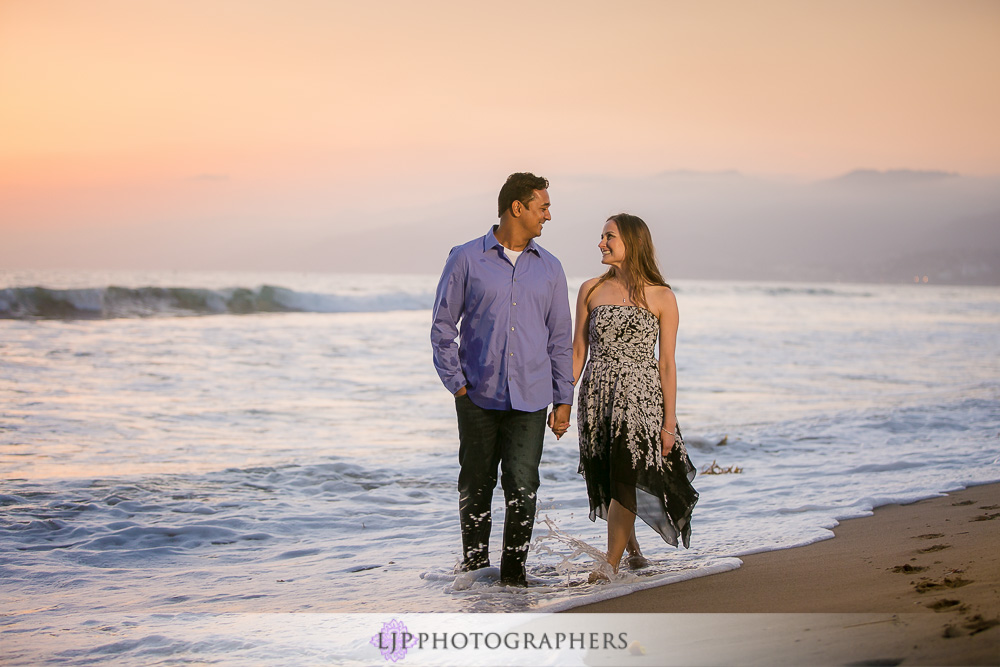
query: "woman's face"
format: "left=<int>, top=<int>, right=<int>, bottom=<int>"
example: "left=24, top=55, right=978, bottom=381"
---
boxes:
left=598, top=220, right=626, bottom=268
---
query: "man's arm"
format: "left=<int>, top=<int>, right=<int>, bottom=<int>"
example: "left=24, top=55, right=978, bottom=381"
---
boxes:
left=430, top=248, right=468, bottom=395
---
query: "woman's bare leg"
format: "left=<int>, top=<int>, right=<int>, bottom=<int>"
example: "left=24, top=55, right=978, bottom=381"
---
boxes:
left=626, top=527, right=642, bottom=556
left=606, top=499, right=637, bottom=573
left=624, top=526, right=651, bottom=569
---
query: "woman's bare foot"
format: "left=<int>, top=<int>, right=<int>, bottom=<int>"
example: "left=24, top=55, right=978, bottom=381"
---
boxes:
left=626, top=553, right=650, bottom=570
left=588, top=560, right=615, bottom=583
left=625, top=527, right=645, bottom=569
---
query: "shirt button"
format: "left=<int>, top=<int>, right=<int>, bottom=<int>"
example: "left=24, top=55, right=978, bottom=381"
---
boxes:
left=511, top=327, right=515, bottom=331
left=512, top=302, right=516, bottom=305
left=509, top=353, right=514, bottom=356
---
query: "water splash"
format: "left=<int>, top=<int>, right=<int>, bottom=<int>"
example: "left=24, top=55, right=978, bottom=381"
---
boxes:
left=531, top=516, right=638, bottom=585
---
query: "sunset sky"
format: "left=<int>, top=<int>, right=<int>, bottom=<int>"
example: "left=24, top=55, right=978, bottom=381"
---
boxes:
left=1, top=0, right=998, bottom=269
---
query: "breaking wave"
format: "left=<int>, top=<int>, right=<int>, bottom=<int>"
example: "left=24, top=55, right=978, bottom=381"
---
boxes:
left=0, top=285, right=434, bottom=319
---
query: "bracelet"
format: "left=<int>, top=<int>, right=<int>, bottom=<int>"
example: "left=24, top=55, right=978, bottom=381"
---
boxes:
left=660, top=428, right=676, bottom=437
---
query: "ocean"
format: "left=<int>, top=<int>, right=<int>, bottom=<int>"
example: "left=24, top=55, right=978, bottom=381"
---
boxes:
left=2, top=270, right=999, bottom=663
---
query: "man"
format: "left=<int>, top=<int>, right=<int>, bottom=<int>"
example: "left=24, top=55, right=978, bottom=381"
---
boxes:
left=431, top=172, right=573, bottom=586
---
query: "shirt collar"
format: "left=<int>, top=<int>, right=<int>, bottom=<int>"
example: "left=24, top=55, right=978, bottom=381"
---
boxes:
left=484, top=225, right=539, bottom=255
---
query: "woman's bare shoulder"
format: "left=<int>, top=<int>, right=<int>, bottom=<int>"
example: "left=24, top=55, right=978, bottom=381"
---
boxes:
left=646, top=284, right=677, bottom=313
left=577, top=276, right=604, bottom=295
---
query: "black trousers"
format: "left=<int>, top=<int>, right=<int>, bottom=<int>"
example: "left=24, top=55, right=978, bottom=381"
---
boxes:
left=454, top=394, right=546, bottom=585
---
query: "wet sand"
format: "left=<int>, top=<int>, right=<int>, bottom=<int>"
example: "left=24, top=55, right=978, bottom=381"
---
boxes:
left=567, top=482, right=1000, bottom=665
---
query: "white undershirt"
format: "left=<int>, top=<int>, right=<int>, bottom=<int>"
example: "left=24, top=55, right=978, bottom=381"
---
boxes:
left=503, top=247, right=522, bottom=265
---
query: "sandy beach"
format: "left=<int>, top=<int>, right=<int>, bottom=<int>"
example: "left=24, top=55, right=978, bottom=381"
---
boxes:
left=568, top=482, right=1000, bottom=665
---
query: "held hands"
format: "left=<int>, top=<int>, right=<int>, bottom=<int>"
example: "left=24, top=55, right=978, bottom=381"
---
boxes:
left=548, top=404, right=571, bottom=440
left=460, top=389, right=571, bottom=440
left=661, top=419, right=679, bottom=456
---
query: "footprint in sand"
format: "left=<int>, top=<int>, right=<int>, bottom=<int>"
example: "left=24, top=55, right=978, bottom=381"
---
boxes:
left=942, top=614, right=1000, bottom=638
left=978, top=504, right=999, bottom=510
left=891, top=564, right=926, bottom=573
left=951, top=500, right=975, bottom=506
left=913, top=533, right=944, bottom=540
left=964, top=615, right=1000, bottom=635
left=917, top=543, right=951, bottom=553
left=927, top=598, right=967, bottom=613
left=970, top=512, right=1000, bottom=522
left=914, top=577, right=972, bottom=593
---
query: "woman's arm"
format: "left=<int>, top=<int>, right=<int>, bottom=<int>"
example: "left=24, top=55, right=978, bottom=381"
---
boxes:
left=652, top=286, right=680, bottom=454
left=548, top=278, right=597, bottom=439
left=571, top=278, right=598, bottom=384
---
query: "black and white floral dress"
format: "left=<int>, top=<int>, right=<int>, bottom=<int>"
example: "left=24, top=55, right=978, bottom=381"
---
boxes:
left=577, top=304, right=698, bottom=548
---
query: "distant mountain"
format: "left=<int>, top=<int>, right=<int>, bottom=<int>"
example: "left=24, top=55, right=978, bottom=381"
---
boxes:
left=5, top=168, right=997, bottom=285
left=281, top=171, right=999, bottom=285
left=825, top=169, right=959, bottom=187
left=874, top=246, right=1000, bottom=285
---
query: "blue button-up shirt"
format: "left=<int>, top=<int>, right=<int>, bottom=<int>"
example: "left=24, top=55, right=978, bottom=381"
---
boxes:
left=431, top=227, right=574, bottom=412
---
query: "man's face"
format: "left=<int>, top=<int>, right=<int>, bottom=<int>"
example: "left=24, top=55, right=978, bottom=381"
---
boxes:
left=517, top=189, right=551, bottom=238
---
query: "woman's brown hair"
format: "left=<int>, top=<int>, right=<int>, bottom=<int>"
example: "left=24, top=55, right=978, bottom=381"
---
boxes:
left=586, top=213, right=669, bottom=308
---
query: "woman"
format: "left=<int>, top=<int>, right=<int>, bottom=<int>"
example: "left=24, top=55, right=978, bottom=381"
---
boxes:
left=572, top=213, right=698, bottom=579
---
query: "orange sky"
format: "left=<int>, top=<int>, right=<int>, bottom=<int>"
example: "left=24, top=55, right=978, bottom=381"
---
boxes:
left=1, top=0, right=999, bottom=233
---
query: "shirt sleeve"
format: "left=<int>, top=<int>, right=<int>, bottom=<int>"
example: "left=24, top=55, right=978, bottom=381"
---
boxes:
left=430, top=246, right=468, bottom=395
left=546, top=263, right=575, bottom=405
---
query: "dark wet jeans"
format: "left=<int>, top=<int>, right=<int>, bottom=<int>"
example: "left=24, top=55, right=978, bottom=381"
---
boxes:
left=454, top=394, right=546, bottom=586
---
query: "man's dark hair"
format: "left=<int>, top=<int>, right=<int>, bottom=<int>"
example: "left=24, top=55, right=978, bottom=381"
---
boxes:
left=497, top=172, right=549, bottom=217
